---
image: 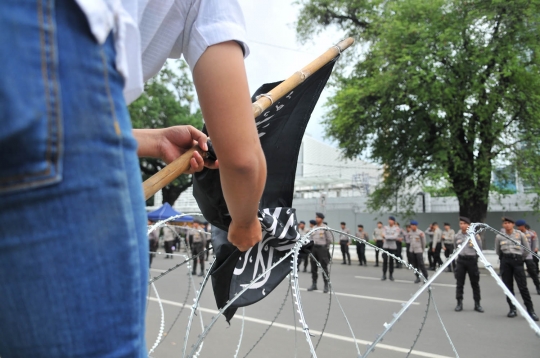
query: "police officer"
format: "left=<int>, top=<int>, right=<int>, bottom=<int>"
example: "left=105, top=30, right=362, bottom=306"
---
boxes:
left=442, top=222, right=456, bottom=272
left=382, top=216, right=400, bottom=281
left=425, top=223, right=435, bottom=269
left=162, top=224, right=177, bottom=259
left=526, top=224, right=539, bottom=276
left=355, top=225, right=368, bottom=266
left=297, top=221, right=310, bottom=272
left=339, top=222, right=351, bottom=265
left=307, top=213, right=332, bottom=293
left=373, top=222, right=384, bottom=267
left=453, top=216, right=483, bottom=313
left=430, top=222, right=443, bottom=270
left=188, top=220, right=207, bottom=276
left=515, top=219, right=540, bottom=295
left=395, top=222, right=404, bottom=269
left=404, top=224, right=413, bottom=265
left=408, top=220, right=428, bottom=283
left=495, top=217, right=539, bottom=321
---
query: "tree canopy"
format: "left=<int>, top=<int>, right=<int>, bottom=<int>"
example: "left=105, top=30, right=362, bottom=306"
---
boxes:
left=129, top=60, right=203, bottom=206
left=297, top=0, right=540, bottom=221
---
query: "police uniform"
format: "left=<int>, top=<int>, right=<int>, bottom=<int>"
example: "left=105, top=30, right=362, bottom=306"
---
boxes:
left=408, top=223, right=428, bottom=283
left=442, top=226, right=456, bottom=272
left=355, top=228, right=368, bottom=266
left=162, top=225, right=177, bottom=259
left=188, top=225, right=207, bottom=276
left=425, top=226, right=434, bottom=269
left=339, top=226, right=351, bottom=265
left=148, top=225, right=160, bottom=267
left=404, top=229, right=413, bottom=264
left=395, top=227, right=404, bottom=269
left=495, top=217, right=539, bottom=321
left=382, top=219, right=400, bottom=281
left=430, top=226, right=444, bottom=270
left=297, top=222, right=310, bottom=272
left=308, top=213, right=332, bottom=293
left=516, top=220, right=540, bottom=295
left=453, top=216, right=483, bottom=312
left=373, top=226, right=384, bottom=267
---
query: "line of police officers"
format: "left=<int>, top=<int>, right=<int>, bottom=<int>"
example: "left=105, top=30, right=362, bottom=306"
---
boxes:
left=299, top=212, right=540, bottom=320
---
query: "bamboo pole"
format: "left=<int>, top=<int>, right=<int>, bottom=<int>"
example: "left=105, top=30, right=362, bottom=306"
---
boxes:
left=142, top=37, right=355, bottom=201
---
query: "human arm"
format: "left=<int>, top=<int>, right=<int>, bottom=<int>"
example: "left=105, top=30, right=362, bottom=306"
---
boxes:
left=522, top=233, right=531, bottom=259
left=133, top=126, right=210, bottom=174
left=193, top=41, right=267, bottom=252
left=495, top=236, right=501, bottom=257
left=325, top=230, right=333, bottom=247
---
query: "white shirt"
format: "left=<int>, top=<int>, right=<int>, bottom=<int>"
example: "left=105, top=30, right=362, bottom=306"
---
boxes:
left=74, top=0, right=249, bottom=104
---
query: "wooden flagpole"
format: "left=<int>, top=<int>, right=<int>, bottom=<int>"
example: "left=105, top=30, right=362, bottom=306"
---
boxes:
left=142, top=37, right=355, bottom=201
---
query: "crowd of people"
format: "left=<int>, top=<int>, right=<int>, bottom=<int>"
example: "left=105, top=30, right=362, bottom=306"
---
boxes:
left=148, top=220, right=212, bottom=276
left=148, top=212, right=539, bottom=321
left=297, top=213, right=540, bottom=322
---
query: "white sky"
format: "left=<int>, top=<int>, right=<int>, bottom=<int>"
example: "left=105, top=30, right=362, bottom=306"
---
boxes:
left=238, top=0, right=344, bottom=145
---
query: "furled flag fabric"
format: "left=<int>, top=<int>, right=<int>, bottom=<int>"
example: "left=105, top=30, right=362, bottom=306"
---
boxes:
left=193, top=56, right=338, bottom=322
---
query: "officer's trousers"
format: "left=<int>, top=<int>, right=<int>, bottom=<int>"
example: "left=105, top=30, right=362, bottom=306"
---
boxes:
left=191, top=242, right=205, bottom=274
left=455, top=256, right=481, bottom=302
left=427, top=242, right=434, bottom=268
left=311, top=245, right=330, bottom=284
left=501, top=255, right=534, bottom=310
left=432, top=242, right=444, bottom=268
left=375, top=240, right=384, bottom=265
left=382, top=248, right=396, bottom=275
left=356, top=243, right=367, bottom=265
left=444, top=243, right=456, bottom=271
left=525, top=259, right=540, bottom=288
left=411, top=252, right=428, bottom=279
left=340, top=241, right=350, bottom=263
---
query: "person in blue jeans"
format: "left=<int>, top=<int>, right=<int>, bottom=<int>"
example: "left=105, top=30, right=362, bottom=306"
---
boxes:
left=0, top=0, right=267, bottom=357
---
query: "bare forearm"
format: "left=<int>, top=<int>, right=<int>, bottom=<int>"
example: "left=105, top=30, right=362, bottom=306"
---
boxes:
left=193, top=41, right=266, bottom=226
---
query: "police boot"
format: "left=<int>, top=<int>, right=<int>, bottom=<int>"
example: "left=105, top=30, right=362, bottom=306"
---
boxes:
left=507, top=306, right=517, bottom=318
left=307, top=281, right=318, bottom=291
left=455, top=299, right=463, bottom=312
left=381, top=274, right=387, bottom=281
left=323, top=282, right=329, bottom=293
left=389, top=274, right=395, bottom=281
left=528, top=311, right=539, bottom=322
left=474, top=301, right=484, bottom=313
left=414, top=276, right=421, bottom=284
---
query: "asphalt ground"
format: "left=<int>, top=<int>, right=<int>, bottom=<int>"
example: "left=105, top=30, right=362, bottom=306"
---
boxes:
left=145, top=254, right=540, bottom=358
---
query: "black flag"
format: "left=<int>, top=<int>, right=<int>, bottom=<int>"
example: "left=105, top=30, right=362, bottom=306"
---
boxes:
left=193, top=57, right=337, bottom=322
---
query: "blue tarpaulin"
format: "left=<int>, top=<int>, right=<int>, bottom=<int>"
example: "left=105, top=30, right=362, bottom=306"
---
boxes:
left=147, top=203, right=193, bottom=222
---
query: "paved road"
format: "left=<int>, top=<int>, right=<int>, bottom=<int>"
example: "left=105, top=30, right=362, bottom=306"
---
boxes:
left=146, top=255, right=540, bottom=357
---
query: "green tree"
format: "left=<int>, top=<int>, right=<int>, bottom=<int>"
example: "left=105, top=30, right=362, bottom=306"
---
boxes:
left=129, top=60, right=203, bottom=206
left=297, top=0, right=540, bottom=222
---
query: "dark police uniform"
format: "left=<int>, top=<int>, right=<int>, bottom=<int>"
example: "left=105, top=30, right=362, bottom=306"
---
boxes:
left=188, top=227, right=207, bottom=276
left=453, top=226, right=483, bottom=312
left=408, top=227, right=428, bottom=283
left=308, top=224, right=332, bottom=293
left=495, top=223, right=539, bottom=321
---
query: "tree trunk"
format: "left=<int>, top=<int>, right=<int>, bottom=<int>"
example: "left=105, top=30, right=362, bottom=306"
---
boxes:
left=459, top=200, right=488, bottom=224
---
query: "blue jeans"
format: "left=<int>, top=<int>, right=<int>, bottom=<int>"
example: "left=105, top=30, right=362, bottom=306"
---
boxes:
left=0, top=0, right=148, bottom=357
